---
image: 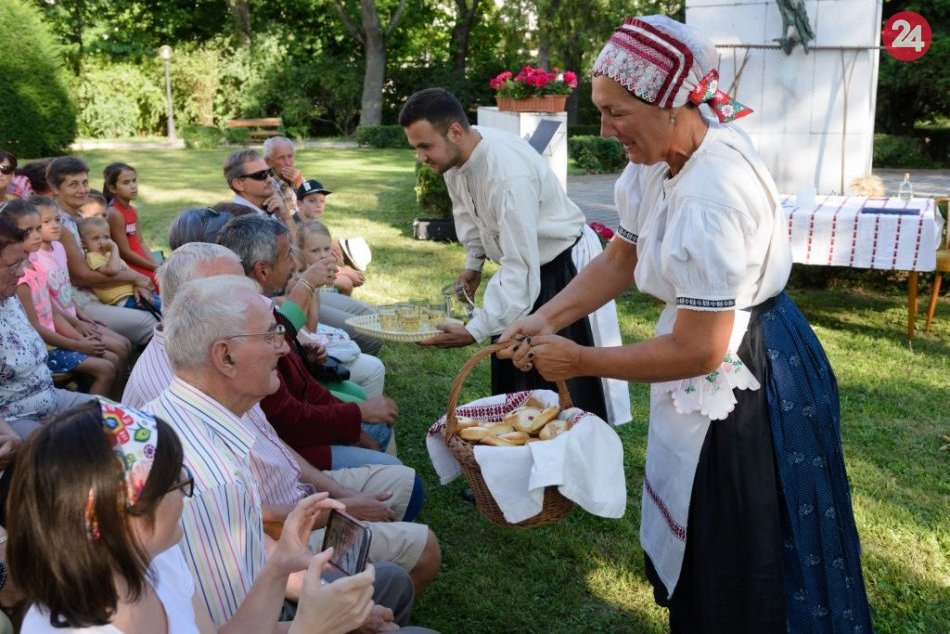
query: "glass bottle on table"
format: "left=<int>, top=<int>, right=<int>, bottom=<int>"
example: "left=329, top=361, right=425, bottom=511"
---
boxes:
left=898, top=173, right=913, bottom=201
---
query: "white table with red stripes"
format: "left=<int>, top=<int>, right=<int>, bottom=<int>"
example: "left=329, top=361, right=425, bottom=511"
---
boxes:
left=780, top=195, right=945, bottom=338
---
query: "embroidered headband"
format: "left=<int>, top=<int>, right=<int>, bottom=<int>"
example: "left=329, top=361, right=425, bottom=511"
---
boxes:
left=85, top=398, right=159, bottom=539
left=592, top=16, right=752, bottom=123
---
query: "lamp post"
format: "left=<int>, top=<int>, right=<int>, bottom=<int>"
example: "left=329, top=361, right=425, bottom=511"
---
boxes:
left=159, top=45, right=177, bottom=143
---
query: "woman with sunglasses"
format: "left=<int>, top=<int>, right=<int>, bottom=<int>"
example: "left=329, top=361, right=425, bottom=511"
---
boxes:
left=0, top=150, right=16, bottom=203
left=9, top=399, right=376, bottom=633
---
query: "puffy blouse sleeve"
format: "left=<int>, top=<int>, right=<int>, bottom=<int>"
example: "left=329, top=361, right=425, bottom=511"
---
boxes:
left=663, top=195, right=753, bottom=312
left=614, top=162, right=645, bottom=246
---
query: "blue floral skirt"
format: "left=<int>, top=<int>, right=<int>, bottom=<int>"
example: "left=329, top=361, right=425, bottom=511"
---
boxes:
left=46, top=347, right=87, bottom=373
left=645, top=292, right=872, bottom=632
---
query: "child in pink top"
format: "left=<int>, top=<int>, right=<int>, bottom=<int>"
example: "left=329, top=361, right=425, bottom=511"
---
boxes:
left=32, top=197, right=132, bottom=361
left=103, top=162, right=160, bottom=288
left=2, top=199, right=129, bottom=399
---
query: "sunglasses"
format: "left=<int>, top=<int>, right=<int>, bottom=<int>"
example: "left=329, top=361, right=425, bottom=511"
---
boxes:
left=241, top=168, right=274, bottom=181
left=0, top=165, right=13, bottom=175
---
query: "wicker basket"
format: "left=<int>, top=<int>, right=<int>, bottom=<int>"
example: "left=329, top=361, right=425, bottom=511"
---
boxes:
left=442, top=342, right=575, bottom=528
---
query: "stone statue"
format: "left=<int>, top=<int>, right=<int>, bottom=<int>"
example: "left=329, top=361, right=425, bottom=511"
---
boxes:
left=774, top=0, right=816, bottom=55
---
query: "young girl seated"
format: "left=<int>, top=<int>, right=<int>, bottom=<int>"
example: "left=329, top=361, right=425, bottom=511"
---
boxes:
left=78, top=216, right=162, bottom=317
left=9, top=399, right=376, bottom=634
left=295, top=180, right=367, bottom=296
left=1, top=200, right=121, bottom=398
left=295, top=222, right=387, bottom=400
left=31, top=196, right=131, bottom=378
left=103, top=162, right=160, bottom=288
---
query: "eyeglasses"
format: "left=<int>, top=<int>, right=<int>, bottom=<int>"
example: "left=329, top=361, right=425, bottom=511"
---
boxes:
left=223, top=323, right=287, bottom=348
left=167, top=465, right=194, bottom=498
left=0, top=165, right=13, bottom=175
left=240, top=168, right=275, bottom=181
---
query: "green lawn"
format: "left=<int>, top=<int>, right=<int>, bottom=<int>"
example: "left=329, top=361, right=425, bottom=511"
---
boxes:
left=79, top=147, right=950, bottom=633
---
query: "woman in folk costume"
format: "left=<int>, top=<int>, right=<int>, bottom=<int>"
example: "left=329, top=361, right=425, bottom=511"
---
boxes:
left=499, top=15, right=872, bottom=632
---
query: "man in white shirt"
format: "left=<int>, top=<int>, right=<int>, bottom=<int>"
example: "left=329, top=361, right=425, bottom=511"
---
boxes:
left=399, top=88, right=630, bottom=423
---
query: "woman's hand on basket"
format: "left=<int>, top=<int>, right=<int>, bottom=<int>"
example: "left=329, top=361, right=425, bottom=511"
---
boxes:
left=497, top=313, right=554, bottom=350
left=496, top=312, right=555, bottom=365
left=512, top=334, right=582, bottom=381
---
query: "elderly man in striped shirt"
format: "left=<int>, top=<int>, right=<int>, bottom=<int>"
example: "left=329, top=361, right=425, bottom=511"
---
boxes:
left=143, top=273, right=438, bottom=631
left=129, top=244, right=441, bottom=623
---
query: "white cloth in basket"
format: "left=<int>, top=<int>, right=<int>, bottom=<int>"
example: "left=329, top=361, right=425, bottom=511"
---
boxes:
left=427, top=389, right=627, bottom=524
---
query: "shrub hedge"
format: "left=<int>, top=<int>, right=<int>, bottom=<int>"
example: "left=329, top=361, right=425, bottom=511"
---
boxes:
left=180, top=125, right=223, bottom=150
left=873, top=134, right=938, bottom=169
left=414, top=163, right=453, bottom=218
left=355, top=126, right=409, bottom=149
left=71, top=59, right=165, bottom=138
left=0, top=0, right=77, bottom=157
left=568, top=135, right=627, bottom=174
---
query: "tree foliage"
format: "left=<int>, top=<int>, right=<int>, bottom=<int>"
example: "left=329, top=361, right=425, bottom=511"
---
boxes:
left=876, top=0, right=949, bottom=134
left=1, top=0, right=76, bottom=157
left=26, top=0, right=945, bottom=139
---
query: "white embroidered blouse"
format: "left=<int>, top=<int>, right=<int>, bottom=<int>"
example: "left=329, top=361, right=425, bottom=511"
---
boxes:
left=614, top=122, right=792, bottom=420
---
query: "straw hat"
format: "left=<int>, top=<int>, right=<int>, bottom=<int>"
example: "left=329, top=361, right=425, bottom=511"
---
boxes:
left=340, top=236, right=372, bottom=272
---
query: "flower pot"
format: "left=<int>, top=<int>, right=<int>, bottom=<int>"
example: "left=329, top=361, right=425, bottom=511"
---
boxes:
left=412, top=218, right=458, bottom=242
left=496, top=95, right=569, bottom=113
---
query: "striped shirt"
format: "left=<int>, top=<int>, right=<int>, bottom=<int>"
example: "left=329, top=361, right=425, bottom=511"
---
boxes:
left=144, top=377, right=265, bottom=627
left=124, top=326, right=309, bottom=508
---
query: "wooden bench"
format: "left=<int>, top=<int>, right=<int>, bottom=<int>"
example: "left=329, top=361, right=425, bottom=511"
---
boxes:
left=226, top=117, right=284, bottom=141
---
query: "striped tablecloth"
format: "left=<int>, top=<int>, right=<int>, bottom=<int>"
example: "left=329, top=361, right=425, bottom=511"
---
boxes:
left=781, top=195, right=945, bottom=271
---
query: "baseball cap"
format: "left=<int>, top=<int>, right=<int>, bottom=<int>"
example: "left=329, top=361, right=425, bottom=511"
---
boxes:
left=296, top=179, right=332, bottom=199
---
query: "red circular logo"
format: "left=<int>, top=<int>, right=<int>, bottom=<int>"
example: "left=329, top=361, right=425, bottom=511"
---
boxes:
left=883, top=11, right=932, bottom=61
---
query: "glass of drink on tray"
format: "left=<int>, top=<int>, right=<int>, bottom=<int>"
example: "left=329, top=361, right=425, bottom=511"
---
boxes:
left=428, top=302, right=447, bottom=326
left=377, top=307, right=398, bottom=331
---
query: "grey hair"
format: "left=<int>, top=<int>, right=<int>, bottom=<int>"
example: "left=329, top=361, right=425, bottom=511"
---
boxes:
left=157, top=242, right=243, bottom=309
left=223, top=149, right=262, bottom=192
left=167, top=207, right=235, bottom=251
left=164, top=275, right=262, bottom=373
left=216, top=214, right=288, bottom=274
left=262, top=137, right=295, bottom=161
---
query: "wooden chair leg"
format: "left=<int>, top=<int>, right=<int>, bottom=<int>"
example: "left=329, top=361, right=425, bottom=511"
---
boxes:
left=924, top=272, right=943, bottom=333
left=907, top=271, right=918, bottom=340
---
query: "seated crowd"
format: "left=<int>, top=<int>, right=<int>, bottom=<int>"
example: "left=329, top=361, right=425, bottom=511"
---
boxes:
left=0, top=142, right=440, bottom=633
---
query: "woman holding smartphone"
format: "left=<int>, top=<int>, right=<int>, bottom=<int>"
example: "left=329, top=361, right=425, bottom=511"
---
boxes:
left=8, top=399, right=375, bottom=633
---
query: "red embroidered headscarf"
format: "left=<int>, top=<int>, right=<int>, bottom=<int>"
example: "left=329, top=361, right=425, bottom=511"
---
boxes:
left=592, top=15, right=752, bottom=123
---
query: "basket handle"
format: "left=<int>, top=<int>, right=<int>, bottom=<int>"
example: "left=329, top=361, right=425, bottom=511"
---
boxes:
left=444, top=341, right=573, bottom=440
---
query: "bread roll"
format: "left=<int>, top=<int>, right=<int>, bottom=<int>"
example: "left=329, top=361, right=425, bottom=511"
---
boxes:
left=533, top=406, right=560, bottom=429
left=538, top=418, right=572, bottom=441
left=498, top=431, right=529, bottom=445
left=455, top=416, right=480, bottom=429
left=487, top=423, right=514, bottom=435
left=480, top=435, right=517, bottom=447
left=460, top=426, right=492, bottom=441
left=505, top=408, right=541, bottom=433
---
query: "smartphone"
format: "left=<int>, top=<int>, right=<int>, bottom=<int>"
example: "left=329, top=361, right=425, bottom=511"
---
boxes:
left=321, top=509, right=372, bottom=576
